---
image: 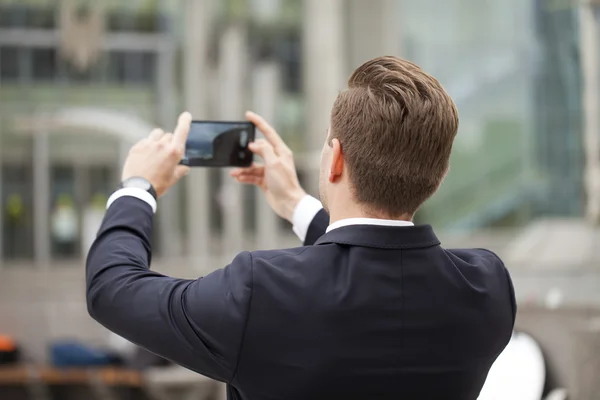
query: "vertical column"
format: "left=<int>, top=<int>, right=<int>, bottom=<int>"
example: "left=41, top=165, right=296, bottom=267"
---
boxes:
left=33, top=116, right=51, bottom=268
left=252, top=62, right=281, bottom=249
left=74, top=160, right=88, bottom=259
left=218, top=24, right=247, bottom=254
left=184, top=0, right=212, bottom=265
left=302, top=0, right=346, bottom=196
left=382, top=0, right=402, bottom=57
left=0, top=50, right=3, bottom=269
left=156, top=3, right=182, bottom=257
left=0, top=113, right=3, bottom=269
left=346, top=0, right=401, bottom=72
left=579, top=4, right=600, bottom=224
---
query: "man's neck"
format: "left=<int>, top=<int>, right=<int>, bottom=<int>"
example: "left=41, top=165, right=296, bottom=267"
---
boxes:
left=328, top=205, right=413, bottom=225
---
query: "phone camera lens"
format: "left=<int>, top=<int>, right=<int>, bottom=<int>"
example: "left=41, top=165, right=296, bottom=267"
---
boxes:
left=239, top=151, right=246, bottom=159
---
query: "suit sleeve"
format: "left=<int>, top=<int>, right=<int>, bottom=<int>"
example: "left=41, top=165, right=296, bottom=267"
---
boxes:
left=476, top=248, right=517, bottom=325
left=304, top=209, right=330, bottom=246
left=86, top=196, right=252, bottom=383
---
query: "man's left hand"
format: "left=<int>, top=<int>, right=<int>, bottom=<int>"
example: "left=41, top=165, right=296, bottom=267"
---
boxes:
left=122, top=111, right=192, bottom=197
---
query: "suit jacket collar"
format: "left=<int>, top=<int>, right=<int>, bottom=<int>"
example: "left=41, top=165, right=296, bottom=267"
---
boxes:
left=314, top=224, right=441, bottom=249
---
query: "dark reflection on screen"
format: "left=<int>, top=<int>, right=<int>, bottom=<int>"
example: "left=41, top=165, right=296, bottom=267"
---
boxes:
left=183, top=122, right=249, bottom=162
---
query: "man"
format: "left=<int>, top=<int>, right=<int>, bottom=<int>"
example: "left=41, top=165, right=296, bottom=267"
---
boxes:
left=87, top=56, right=515, bottom=400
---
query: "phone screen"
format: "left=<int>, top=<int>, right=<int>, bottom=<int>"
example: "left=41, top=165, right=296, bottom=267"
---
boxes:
left=181, top=121, right=255, bottom=167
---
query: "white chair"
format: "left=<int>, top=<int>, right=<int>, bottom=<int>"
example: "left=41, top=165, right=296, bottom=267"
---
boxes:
left=478, top=331, right=547, bottom=400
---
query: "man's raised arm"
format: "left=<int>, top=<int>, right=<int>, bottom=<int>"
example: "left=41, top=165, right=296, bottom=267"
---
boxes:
left=231, top=111, right=329, bottom=245
left=86, top=195, right=252, bottom=382
left=86, top=112, right=252, bottom=383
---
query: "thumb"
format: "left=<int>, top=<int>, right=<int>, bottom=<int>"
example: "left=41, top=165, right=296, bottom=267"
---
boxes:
left=173, top=165, right=190, bottom=182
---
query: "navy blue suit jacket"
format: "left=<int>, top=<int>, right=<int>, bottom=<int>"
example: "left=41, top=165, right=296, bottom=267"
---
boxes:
left=87, top=197, right=516, bottom=400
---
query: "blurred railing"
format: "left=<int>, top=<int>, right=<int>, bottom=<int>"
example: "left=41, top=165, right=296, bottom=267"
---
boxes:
left=0, top=84, right=156, bottom=117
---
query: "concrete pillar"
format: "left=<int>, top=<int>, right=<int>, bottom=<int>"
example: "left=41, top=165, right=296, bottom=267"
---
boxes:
left=346, top=0, right=401, bottom=72
left=252, top=61, right=281, bottom=249
left=0, top=50, right=2, bottom=268
left=184, top=0, right=213, bottom=264
left=74, top=160, right=87, bottom=259
left=0, top=119, right=3, bottom=269
left=302, top=0, right=346, bottom=196
left=156, top=13, right=182, bottom=258
left=218, top=23, right=247, bottom=255
left=33, top=115, right=51, bottom=268
left=579, top=4, right=600, bottom=225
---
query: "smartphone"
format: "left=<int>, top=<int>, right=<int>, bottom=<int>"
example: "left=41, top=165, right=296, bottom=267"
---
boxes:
left=180, top=120, right=255, bottom=167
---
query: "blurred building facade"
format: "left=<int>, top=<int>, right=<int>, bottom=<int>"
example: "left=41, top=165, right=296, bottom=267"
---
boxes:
left=0, top=0, right=590, bottom=263
left=1, top=2, right=599, bottom=395
left=0, top=0, right=179, bottom=266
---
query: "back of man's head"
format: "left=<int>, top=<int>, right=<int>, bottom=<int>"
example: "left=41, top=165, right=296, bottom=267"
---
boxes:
left=330, top=56, right=459, bottom=218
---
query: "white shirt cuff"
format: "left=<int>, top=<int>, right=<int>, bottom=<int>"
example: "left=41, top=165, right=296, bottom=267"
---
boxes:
left=106, top=188, right=157, bottom=214
left=292, top=195, right=323, bottom=242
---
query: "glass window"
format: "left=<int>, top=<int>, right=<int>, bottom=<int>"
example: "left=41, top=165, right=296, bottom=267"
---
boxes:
left=0, top=3, right=55, bottom=29
left=87, top=166, right=115, bottom=199
left=107, top=8, right=160, bottom=33
left=0, top=47, right=20, bottom=81
left=2, top=164, right=34, bottom=261
left=81, top=165, right=117, bottom=258
left=106, top=51, right=127, bottom=83
left=50, top=165, right=79, bottom=259
left=0, top=4, right=27, bottom=28
left=32, top=48, right=57, bottom=81
left=277, top=33, right=302, bottom=93
left=58, top=57, right=95, bottom=83
left=26, top=4, right=55, bottom=29
left=126, top=52, right=156, bottom=84
left=532, top=3, right=583, bottom=217
left=106, top=51, right=156, bottom=85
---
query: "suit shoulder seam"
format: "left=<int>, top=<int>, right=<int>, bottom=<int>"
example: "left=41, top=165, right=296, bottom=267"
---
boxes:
left=258, top=246, right=313, bottom=262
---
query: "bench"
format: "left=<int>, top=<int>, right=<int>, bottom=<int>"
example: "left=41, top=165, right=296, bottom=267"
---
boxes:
left=0, top=365, right=142, bottom=400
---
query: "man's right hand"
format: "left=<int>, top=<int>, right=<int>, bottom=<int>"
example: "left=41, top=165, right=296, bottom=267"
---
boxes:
left=230, top=111, right=307, bottom=222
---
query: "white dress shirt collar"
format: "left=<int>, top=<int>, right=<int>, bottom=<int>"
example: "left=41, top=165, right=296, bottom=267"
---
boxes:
left=292, top=195, right=415, bottom=242
left=326, top=217, right=414, bottom=233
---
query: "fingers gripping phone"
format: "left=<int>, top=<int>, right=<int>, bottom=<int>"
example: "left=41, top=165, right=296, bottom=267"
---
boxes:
left=180, top=121, right=255, bottom=167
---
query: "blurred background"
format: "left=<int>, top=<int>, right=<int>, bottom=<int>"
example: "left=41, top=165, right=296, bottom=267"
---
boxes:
left=0, top=0, right=598, bottom=399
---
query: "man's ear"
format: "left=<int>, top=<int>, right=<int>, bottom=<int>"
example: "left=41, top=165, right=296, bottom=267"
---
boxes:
left=328, top=138, right=344, bottom=183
